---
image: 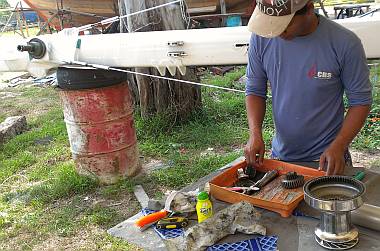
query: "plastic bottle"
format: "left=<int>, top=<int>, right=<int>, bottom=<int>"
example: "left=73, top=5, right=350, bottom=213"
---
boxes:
left=196, top=191, right=213, bottom=223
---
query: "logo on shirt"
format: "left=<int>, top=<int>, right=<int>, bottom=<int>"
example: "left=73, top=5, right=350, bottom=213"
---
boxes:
left=308, top=64, right=333, bottom=80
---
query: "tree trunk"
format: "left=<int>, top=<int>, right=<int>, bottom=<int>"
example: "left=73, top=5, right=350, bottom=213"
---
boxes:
left=118, top=0, right=202, bottom=119
left=315, top=0, right=329, bottom=18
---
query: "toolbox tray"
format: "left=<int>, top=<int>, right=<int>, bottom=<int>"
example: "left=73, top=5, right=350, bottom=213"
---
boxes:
left=210, top=159, right=325, bottom=217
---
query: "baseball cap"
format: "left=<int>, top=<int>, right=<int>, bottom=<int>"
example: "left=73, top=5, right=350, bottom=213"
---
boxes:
left=248, top=0, right=310, bottom=38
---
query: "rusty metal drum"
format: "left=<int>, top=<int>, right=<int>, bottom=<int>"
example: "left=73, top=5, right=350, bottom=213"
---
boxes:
left=58, top=66, right=140, bottom=184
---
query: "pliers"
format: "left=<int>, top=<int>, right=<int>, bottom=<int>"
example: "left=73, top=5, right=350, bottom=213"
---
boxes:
left=227, top=170, right=279, bottom=195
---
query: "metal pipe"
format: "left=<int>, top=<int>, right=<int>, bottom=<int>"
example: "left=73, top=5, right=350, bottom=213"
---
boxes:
left=17, top=44, right=33, bottom=52
left=17, top=38, right=46, bottom=59
left=352, top=204, right=380, bottom=232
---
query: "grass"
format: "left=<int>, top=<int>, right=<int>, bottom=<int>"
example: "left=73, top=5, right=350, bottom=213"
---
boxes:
left=0, top=65, right=379, bottom=250
left=351, top=60, right=380, bottom=149
left=0, top=73, right=252, bottom=250
left=0, top=27, right=40, bottom=38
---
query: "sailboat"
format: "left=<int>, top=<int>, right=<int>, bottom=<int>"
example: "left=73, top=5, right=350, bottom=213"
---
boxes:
left=10, top=0, right=252, bottom=29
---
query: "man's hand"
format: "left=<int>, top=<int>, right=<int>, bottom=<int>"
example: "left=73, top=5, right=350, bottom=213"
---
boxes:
left=244, top=136, right=265, bottom=167
left=319, top=144, right=346, bottom=175
left=319, top=105, right=371, bottom=176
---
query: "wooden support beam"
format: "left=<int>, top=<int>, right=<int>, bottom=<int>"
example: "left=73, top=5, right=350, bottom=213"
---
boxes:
left=220, top=0, right=226, bottom=26
left=19, top=1, right=29, bottom=37
left=15, top=2, right=25, bottom=38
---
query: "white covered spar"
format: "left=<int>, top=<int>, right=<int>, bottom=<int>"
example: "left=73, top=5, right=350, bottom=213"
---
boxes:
left=1, top=17, right=380, bottom=77
left=0, top=26, right=250, bottom=77
left=74, top=26, right=251, bottom=75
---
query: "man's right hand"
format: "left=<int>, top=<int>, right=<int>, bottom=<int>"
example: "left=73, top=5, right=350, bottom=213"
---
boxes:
left=244, top=136, right=265, bottom=167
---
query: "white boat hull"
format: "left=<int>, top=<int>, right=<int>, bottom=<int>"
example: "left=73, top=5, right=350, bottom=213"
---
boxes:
left=335, top=16, right=380, bottom=60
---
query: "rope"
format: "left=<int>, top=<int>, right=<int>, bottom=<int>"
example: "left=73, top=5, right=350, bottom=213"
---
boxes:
left=64, top=60, right=246, bottom=94
left=179, top=0, right=191, bottom=29
left=78, top=0, right=183, bottom=32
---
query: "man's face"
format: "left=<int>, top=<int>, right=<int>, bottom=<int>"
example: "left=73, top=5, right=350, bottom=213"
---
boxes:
left=279, top=3, right=314, bottom=40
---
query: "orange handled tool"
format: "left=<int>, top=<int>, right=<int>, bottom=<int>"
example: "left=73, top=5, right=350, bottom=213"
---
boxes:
left=135, top=210, right=168, bottom=231
left=135, top=191, right=178, bottom=231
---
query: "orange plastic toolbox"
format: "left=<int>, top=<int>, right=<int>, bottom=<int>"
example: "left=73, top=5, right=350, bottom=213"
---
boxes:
left=209, top=159, right=325, bottom=217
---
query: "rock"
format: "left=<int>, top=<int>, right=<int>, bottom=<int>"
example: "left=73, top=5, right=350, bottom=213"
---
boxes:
left=170, top=191, right=197, bottom=213
left=210, top=66, right=235, bottom=76
left=164, top=201, right=266, bottom=251
left=0, top=116, right=27, bottom=144
left=147, top=199, right=165, bottom=211
left=34, top=136, right=53, bottom=146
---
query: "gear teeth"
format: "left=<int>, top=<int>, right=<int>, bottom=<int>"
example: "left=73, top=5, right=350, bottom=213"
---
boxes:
left=305, top=176, right=365, bottom=197
left=304, top=176, right=366, bottom=203
left=282, top=172, right=305, bottom=189
left=245, top=166, right=257, bottom=179
left=286, top=172, right=298, bottom=180
left=282, top=177, right=304, bottom=189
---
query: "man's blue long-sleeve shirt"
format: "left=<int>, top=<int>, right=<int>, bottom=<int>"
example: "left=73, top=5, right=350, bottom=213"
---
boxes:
left=246, top=15, right=372, bottom=161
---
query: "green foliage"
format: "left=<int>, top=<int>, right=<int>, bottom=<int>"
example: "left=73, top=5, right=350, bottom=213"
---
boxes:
left=100, top=179, right=135, bottom=200
left=0, top=108, right=68, bottom=183
left=150, top=151, right=242, bottom=189
left=85, top=205, right=123, bottom=227
left=0, top=0, right=10, bottom=9
left=49, top=205, right=82, bottom=237
left=352, top=60, right=380, bottom=150
left=25, top=162, right=98, bottom=204
left=94, top=235, right=142, bottom=251
left=135, top=68, right=252, bottom=158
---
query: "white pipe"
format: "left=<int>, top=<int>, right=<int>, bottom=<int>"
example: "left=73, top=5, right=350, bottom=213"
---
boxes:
left=1, top=17, right=379, bottom=76
left=32, top=26, right=250, bottom=76
left=0, top=37, right=29, bottom=72
left=33, top=20, right=380, bottom=75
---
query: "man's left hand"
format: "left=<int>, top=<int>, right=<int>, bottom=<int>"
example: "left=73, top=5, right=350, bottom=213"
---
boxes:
left=319, top=144, right=346, bottom=175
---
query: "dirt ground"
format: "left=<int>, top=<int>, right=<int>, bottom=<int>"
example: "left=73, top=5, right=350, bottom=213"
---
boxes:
left=351, top=149, right=380, bottom=169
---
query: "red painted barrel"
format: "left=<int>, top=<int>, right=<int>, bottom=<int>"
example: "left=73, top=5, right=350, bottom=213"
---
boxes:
left=59, top=81, right=140, bottom=184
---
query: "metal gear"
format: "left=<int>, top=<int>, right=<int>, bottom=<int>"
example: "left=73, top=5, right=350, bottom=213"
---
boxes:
left=245, top=165, right=257, bottom=179
left=282, top=172, right=305, bottom=189
left=286, top=171, right=298, bottom=180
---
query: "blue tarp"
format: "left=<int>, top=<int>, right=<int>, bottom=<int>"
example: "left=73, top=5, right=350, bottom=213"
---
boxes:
left=24, top=12, right=38, bottom=23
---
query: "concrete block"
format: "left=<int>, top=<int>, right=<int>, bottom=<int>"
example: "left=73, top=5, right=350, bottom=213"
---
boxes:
left=107, top=212, right=166, bottom=251
left=133, top=185, right=150, bottom=209
left=0, top=116, right=27, bottom=145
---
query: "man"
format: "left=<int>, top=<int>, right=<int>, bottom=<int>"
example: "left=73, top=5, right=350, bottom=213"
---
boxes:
left=244, top=0, right=372, bottom=175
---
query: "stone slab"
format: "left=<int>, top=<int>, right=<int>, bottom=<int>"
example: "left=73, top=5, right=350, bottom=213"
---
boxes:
left=107, top=212, right=166, bottom=251
left=133, top=185, right=150, bottom=209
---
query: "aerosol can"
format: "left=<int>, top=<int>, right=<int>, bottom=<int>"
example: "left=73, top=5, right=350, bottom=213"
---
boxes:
left=196, top=191, right=213, bottom=223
